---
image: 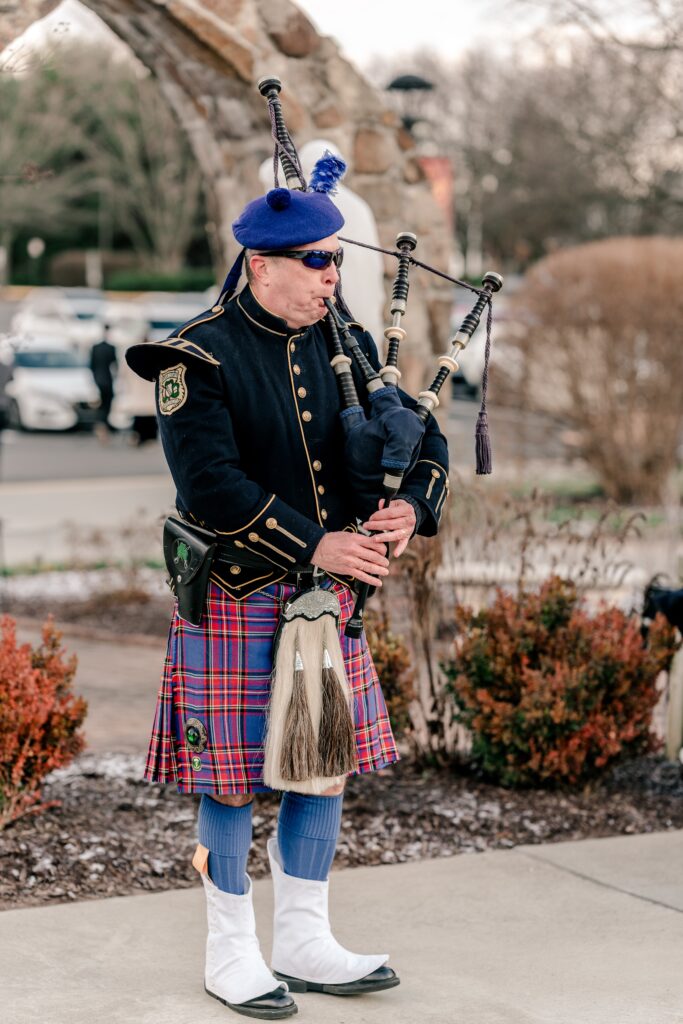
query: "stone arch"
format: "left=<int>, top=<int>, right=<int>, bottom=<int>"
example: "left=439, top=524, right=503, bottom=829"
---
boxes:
left=1, top=1, right=452, bottom=387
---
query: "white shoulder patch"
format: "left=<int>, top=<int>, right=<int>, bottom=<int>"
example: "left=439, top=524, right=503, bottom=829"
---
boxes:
left=158, top=363, right=188, bottom=415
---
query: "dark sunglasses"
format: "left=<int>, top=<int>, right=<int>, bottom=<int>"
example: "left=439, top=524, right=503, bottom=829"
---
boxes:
left=255, top=247, right=344, bottom=270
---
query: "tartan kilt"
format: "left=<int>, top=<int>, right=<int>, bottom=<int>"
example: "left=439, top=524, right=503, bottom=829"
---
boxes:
left=144, top=579, right=400, bottom=793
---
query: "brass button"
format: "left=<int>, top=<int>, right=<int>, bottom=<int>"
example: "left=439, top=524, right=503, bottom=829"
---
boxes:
left=248, top=532, right=259, bottom=542
left=290, top=342, right=296, bottom=353
left=211, top=305, right=223, bottom=313
left=266, top=517, right=277, bottom=529
left=312, top=460, right=322, bottom=471
left=431, top=468, right=440, bottom=478
left=234, top=540, right=244, bottom=548
left=302, top=411, right=312, bottom=422
left=320, top=509, right=328, bottom=520
left=293, top=364, right=301, bottom=375
left=317, top=485, right=325, bottom=495
left=229, top=565, right=241, bottom=575
left=297, top=387, right=307, bottom=398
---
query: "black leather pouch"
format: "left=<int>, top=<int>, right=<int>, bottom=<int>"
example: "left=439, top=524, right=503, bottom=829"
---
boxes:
left=162, top=516, right=217, bottom=626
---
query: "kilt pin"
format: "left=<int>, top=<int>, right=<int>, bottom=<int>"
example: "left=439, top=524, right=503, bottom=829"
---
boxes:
left=144, top=579, right=400, bottom=793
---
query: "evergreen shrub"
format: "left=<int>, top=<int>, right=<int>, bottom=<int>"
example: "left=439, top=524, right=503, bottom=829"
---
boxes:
left=106, top=268, right=214, bottom=292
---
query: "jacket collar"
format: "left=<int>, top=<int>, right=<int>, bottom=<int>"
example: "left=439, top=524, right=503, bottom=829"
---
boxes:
left=236, top=285, right=312, bottom=339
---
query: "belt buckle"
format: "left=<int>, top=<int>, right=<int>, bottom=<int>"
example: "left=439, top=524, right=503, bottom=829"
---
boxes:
left=295, top=565, right=320, bottom=590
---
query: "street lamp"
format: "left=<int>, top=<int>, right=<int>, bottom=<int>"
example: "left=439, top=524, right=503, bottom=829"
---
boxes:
left=386, top=73, right=435, bottom=136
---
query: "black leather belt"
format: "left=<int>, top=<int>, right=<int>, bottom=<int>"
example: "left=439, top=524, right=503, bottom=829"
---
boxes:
left=213, top=539, right=316, bottom=587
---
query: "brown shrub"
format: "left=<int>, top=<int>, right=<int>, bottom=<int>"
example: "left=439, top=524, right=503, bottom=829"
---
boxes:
left=0, top=616, right=87, bottom=829
left=512, top=237, right=683, bottom=502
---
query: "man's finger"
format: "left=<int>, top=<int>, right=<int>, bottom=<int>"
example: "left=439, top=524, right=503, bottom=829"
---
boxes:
left=362, top=524, right=413, bottom=541
left=358, top=529, right=404, bottom=545
left=364, top=507, right=415, bottom=525
left=363, top=517, right=412, bottom=532
left=366, top=506, right=405, bottom=522
left=351, top=565, right=385, bottom=586
left=352, top=550, right=389, bottom=570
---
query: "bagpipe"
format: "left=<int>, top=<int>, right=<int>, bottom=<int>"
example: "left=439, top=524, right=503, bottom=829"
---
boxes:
left=258, top=77, right=503, bottom=638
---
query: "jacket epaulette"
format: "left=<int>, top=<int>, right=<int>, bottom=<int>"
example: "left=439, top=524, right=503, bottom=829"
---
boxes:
left=125, top=305, right=224, bottom=381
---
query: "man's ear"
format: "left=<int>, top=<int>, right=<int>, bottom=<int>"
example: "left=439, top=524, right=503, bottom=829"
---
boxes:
left=249, top=254, right=269, bottom=286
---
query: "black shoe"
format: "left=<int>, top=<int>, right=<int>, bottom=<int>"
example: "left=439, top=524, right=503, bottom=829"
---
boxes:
left=273, top=965, right=400, bottom=996
left=205, top=983, right=298, bottom=1019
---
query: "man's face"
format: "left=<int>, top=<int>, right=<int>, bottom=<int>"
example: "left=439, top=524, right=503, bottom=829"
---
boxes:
left=252, top=234, right=341, bottom=329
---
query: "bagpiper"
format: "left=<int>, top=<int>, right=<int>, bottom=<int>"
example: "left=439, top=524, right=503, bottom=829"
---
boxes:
left=126, top=95, right=449, bottom=1020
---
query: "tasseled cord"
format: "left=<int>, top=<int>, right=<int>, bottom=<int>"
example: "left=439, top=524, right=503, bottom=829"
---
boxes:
left=475, top=297, right=494, bottom=475
left=217, top=248, right=246, bottom=305
left=281, top=644, right=319, bottom=782
left=318, top=643, right=356, bottom=777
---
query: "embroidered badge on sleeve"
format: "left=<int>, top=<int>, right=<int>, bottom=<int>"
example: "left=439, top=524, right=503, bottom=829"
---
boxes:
left=158, top=363, right=188, bottom=415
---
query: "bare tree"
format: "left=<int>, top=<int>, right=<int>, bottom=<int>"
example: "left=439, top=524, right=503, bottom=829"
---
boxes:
left=371, top=24, right=682, bottom=271
left=0, top=66, right=90, bottom=284
left=511, top=0, right=682, bottom=54
left=1, top=41, right=204, bottom=282
left=79, top=59, right=204, bottom=275
left=504, top=0, right=683, bottom=199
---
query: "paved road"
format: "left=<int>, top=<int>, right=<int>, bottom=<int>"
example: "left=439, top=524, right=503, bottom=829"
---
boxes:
left=1, top=473, right=174, bottom=568
left=0, top=428, right=167, bottom=483
left=0, top=401, right=570, bottom=569
left=0, top=297, right=569, bottom=569
left=0, top=397, right=565, bottom=486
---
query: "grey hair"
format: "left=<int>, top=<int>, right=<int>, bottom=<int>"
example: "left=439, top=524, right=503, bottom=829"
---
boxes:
left=244, top=248, right=255, bottom=285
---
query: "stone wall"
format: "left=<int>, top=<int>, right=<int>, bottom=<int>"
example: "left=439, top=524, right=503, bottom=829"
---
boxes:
left=1, top=0, right=453, bottom=392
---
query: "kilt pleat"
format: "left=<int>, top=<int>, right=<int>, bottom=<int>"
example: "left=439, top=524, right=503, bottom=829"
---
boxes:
left=144, top=580, right=399, bottom=794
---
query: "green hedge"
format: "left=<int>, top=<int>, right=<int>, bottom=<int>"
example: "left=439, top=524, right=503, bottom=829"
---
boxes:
left=105, top=268, right=215, bottom=292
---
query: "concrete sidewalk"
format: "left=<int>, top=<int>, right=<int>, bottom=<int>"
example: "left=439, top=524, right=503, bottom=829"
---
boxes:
left=2, top=829, right=682, bottom=1024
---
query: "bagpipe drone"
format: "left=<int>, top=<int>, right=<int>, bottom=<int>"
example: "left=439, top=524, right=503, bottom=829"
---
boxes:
left=256, top=77, right=503, bottom=639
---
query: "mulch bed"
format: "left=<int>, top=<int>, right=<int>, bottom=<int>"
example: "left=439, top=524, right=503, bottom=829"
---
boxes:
left=2, top=591, right=682, bottom=910
left=1, top=752, right=682, bottom=911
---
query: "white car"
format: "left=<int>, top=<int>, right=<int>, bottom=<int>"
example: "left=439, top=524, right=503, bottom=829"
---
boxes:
left=11, top=288, right=105, bottom=353
left=135, top=292, right=209, bottom=341
left=6, top=342, right=100, bottom=431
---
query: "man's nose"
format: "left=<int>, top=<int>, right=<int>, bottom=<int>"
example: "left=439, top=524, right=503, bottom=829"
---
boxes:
left=323, top=261, right=339, bottom=285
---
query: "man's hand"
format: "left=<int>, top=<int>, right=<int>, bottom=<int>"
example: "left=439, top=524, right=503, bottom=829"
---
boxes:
left=363, top=498, right=416, bottom=557
left=311, top=529, right=403, bottom=587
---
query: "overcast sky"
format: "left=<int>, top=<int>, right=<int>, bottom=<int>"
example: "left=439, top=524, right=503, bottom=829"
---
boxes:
left=292, top=0, right=537, bottom=67
left=5, top=0, right=659, bottom=71
left=7, top=0, right=539, bottom=70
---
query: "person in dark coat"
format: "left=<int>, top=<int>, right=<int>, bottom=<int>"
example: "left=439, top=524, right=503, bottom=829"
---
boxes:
left=126, top=163, right=449, bottom=1020
left=89, top=326, right=118, bottom=434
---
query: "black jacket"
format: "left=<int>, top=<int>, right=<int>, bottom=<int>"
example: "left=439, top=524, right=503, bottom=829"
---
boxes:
left=126, top=286, right=449, bottom=598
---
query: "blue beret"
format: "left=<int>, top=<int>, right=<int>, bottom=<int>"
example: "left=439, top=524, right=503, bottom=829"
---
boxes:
left=233, top=188, right=344, bottom=248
